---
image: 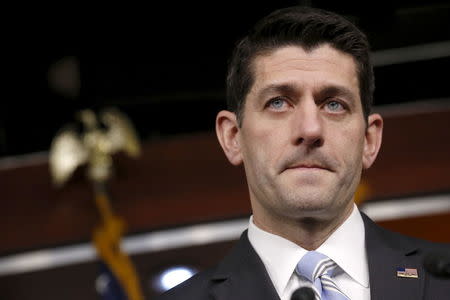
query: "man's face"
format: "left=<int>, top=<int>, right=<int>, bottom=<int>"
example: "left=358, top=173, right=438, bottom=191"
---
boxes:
left=217, top=44, right=382, bottom=227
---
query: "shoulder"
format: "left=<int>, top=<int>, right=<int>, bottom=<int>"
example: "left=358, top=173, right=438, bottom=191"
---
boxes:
left=154, top=231, right=255, bottom=300
left=361, top=211, right=450, bottom=252
left=362, top=211, right=450, bottom=296
left=362, top=211, right=450, bottom=281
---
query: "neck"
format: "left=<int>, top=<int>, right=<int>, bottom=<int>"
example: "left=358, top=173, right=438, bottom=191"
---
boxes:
left=252, top=203, right=354, bottom=250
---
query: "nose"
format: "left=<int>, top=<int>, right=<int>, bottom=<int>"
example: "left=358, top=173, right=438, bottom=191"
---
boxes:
left=291, top=98, right=324, bottom=147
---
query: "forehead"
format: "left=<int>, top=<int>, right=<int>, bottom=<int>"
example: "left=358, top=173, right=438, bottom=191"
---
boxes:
left=249, top=44, right=359, bottom=97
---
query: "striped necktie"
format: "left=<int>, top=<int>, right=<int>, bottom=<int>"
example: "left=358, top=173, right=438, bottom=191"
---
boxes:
left=295, top=251, right=350, bottom=300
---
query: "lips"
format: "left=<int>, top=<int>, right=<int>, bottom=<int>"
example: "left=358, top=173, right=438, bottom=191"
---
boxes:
left=287, top=164, right=329, bottom=170
left=283, top=162, right=334, bottom=173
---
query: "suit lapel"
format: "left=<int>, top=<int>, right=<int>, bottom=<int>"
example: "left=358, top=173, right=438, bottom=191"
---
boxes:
left=362, top=213, right=425, bottom=300
left=209, top=231, right=280, bottom=300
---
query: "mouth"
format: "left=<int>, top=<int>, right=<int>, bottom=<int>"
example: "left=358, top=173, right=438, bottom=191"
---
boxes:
left=284, top=163, right=332, bottom=172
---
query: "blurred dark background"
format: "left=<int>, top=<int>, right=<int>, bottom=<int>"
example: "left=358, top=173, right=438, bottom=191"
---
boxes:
left=2, top=0, right=450, bottom=157
left=1, top=2, right=450, bottom=299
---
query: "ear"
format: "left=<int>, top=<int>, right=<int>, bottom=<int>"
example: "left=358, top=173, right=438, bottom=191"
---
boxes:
left=216, top=110, right=243, bottom=166
left=362, top=113, right=383, bottom=169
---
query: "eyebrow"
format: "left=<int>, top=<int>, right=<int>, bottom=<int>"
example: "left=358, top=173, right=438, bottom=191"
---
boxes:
left=255, top=83, right=300, bottom=100
left=318, top=85, right=357, bottom=104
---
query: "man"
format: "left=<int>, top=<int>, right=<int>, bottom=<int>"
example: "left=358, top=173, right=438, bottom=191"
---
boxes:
left=158, top=6, right=449, bottom=300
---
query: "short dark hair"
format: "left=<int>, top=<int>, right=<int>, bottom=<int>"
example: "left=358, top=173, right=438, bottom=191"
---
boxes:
left=226, top=6, right=374, bottom=124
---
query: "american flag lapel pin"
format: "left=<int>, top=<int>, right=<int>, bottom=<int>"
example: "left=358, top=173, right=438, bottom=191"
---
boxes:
left=397, top=267, right=419, bottom=278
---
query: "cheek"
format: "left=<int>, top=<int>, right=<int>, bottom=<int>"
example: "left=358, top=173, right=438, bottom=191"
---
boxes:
left=345, top=132, right=365, bottom=169
left=332, top=124, right=365, bottom=164
left=241, top=125, right=287, bottom=168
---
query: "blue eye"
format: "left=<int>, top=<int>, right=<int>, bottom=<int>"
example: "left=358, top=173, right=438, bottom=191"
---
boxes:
left=267, top=97, right=287, bottom=110
left=326, top=100, right=344, bottom=112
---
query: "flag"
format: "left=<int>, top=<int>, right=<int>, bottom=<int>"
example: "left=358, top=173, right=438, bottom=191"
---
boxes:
left=96, top=262, right=128, bottom=300
left=397, top=267, right=419, bottom=278
left=93, top=193, right=144, bottom=300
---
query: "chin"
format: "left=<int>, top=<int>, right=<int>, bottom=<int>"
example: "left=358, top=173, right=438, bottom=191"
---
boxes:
left=280, top=191, right=335, bottom=215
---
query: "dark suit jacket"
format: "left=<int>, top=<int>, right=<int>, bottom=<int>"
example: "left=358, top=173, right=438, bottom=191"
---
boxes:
left=156, top=213, right=450, bottom=299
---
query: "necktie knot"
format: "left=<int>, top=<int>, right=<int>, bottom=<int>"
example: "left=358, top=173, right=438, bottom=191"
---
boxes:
left=294, top=251, right=349, bottom=300
left=296, top=251, right=337, bottom=282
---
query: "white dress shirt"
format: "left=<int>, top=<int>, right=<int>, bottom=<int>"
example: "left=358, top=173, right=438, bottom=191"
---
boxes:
left=247, top=204, right=370, bottom=300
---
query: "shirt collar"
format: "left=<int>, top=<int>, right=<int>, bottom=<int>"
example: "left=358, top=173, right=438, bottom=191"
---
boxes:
left=248, top=216, right=307, bottom=296
left=248, top=204, right=369, bottom=296
left=317, top=204, right=369, bottom=287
